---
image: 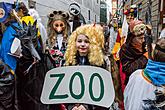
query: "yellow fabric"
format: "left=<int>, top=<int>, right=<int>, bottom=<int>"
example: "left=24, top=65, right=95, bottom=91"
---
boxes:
left=118, top=28, right=122, bottom=36
left=21, top=16, right=34, bottom=24
left=120, top=37, right=126, bottom=46
left=111, top=28, right=122, bottom=61
left=21, top=16, right=41, bottom=36
left=10, top=69, right=15, bottom=75
left=111, top=42, right=120, bottom=61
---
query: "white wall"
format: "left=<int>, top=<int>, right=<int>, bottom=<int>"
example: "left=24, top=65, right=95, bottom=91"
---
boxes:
left=2, top=0, right=101, bottom=26
left=34, top=0, right=100, bottom=26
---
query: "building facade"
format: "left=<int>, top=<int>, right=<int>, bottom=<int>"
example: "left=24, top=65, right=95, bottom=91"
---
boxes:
left=112, top=0, right=117, bottom=16
left=29, top=0, right=100, bottom=26
left=160, top=0, right=165, bottom=30
left=123, top=0, right=163, bottom=40
left=100, top=0, right=107, bottom=23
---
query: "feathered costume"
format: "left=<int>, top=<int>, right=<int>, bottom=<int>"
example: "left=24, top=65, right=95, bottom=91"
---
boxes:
left=13, top=2, right=47, bottom=109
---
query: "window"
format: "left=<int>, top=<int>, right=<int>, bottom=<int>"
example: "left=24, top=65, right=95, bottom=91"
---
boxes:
left=138, top=3, right=142, bottom=19
left=95, top=15, right=97, bottom=22
left=88, top=10, right=90, bottom=20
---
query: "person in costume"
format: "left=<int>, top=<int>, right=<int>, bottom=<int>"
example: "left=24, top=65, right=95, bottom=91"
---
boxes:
left=121, top=4, right=137, bottom=46
left=13, top=2, right=48, bottom=110
left=119, top=5, right=139, bottom=93
left=46, top=10, right=71, bottom=110
left=101, top=22, right=124, bottom=110
left=64, top=24, right=117, bottom=110
left=111, top=21, right=122, bottom=63
left=124, top=37, right=165, bottom=110
left=16, top=1, right=43, bottom=49
left=119, top=20, right=148, bottom=85
left=0, top=2, right=19, bottom=109
left=29, top=8, right=48, bottom=52
left=46, top=10, right=70, bottom=69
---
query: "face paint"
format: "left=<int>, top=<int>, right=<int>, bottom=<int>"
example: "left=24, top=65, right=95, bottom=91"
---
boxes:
left=53, top=20, right=65, bottom=33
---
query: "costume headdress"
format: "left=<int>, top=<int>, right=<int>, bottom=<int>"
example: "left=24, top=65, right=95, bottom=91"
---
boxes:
left=48, top=10, right=69, bottom=22
left=153, top=38, right=165, bottom=62
left=129, top=20, right=146, bottom=36
left=124, top=4, right=137, bottom=18
left=0, top=2, right=13, bottom=23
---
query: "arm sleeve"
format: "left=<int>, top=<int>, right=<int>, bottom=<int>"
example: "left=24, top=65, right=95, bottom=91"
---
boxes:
left=121, top=54, right=147, bottom=75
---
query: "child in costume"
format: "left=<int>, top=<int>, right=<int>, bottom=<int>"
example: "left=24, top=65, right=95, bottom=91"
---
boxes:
left=46, top=10, right=70, bottom=69
left=64, top=24, right=117, bottom=110
left=46, top=10, right=71, bottom=110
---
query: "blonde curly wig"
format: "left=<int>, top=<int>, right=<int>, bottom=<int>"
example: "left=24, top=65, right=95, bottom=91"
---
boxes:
left=64, top=24, right=105, bottom=66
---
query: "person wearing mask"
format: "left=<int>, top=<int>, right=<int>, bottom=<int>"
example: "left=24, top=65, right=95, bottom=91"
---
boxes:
left=45, top=10, right=71, bottom=110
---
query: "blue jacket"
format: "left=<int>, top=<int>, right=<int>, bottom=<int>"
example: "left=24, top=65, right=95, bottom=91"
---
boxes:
left=0, top=22, right=19, bottom=71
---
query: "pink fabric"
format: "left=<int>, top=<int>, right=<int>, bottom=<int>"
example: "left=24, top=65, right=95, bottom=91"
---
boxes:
left=119, top=63, right=126, bottom=93
left=129, top=20, right=142, bottom=33
left=60, top=104, right=66, bottom=110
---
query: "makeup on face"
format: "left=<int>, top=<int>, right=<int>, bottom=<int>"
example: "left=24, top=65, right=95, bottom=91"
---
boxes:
left=76, top=34, right=90, bottom=56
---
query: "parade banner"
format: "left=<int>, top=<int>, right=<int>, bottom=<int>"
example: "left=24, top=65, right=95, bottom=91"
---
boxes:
left=41, top=66, right=115, bottom=108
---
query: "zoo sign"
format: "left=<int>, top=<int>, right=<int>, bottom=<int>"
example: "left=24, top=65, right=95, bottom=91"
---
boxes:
left=41, top=66, right=115, bottom=108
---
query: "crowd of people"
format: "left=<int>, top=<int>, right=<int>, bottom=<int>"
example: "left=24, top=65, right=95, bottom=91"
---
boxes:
left=0, top=1, right=164, bottom=110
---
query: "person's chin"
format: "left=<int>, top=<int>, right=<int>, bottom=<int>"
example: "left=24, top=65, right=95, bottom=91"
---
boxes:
left=79, top=52, right=88, bottom=56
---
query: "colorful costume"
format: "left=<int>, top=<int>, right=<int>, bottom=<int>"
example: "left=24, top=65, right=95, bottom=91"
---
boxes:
left=0, top=2, right=17, bottom=109
left=124, top=38, right=165, bottom=110
left=119, top=5, right=138, bottom=92
left=13, top=2, right=47, bottom=110
left=64, top=24, right=117, bottom=110
left=46, top=10, right=71, bottom=110
left=46, top=10, right=70, bottom=69
left=119, top=20, right=148, bottom=85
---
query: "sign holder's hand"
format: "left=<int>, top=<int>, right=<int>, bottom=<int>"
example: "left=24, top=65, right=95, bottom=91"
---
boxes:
left=72, top=104, right=87, bottom=110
